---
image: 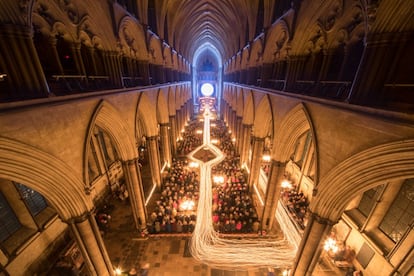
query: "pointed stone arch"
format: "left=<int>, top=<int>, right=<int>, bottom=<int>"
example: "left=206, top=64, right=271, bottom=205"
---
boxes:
left=273, top=103, right=316, bottom=165
left=168, top=86, right=177, bottom=116
left=236, top=87, right=244, bottom=117
left=0, top=137, right=92, bottom=221
left=249, top=37, right=263, bottom=67
left=253, top=95, right=272, bottom=138
left=241, top=46, right=250, bottom=70
left=136, top=93, right=159, bottom=137
left=78, top=15, right=112, bottom=50
left=262, top=19, right=290, bottom=62
left=84, top=100, right=138, bottom=183
left=148, top=35, right=164, bottom=65
left=118, top=16, right=148, bottom=59
left=175, top=86, right=183, bottom=110
left=163, top=45, right=173, bottom=67
left=52, top=21, right=77, bottom=42
left=312, top=139, right=414, bottom=222
left=235, top=52, right=242, bottom=71
left=172, top=50, right=178, bottom=70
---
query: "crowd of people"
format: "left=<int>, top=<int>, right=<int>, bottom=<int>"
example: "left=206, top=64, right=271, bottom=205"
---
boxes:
left=281, top=188, right=309, bottom=229
left=146, top=159, right=199, bottom=234
left=176, top=120, right=203, bottom=155
left=145, top=117, right=262, bottom=235
left=210, top=120, right=261, bottom=234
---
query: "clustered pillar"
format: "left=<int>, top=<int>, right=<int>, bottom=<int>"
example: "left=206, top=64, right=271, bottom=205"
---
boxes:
left=147, top=135, right=162, bottom=187
left=260, top=159, right=286, bottom=231
left=292, top=213, right=336, bottom=275
left=68, top=213, right=114, bottom=276
left=240, top=124, right=252, bottom=166
left=122, top=158, right=147, bottom=231
left=248, top=136, right=265, bottom=190
left=159, top=123, right=172, bottom=167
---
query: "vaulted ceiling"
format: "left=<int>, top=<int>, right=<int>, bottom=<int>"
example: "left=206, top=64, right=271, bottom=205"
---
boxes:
left=136, top=0, right=276, bottom=62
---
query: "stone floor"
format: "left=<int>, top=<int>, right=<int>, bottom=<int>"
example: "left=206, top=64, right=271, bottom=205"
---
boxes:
left=102, top=197, right=347, bottom=276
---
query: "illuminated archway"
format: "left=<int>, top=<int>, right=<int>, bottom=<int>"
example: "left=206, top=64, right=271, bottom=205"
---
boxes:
left=192, top=42, right=223, bottom=114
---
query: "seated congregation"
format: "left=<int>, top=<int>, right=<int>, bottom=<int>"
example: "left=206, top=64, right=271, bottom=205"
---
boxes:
left=146, top=118, right=260, bottom=234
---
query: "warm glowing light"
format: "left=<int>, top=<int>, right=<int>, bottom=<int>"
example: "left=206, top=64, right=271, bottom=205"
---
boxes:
left=114, top=268, right=122, bottom=275
left=211, top=123, right=216, bottom=127
left=201, top=83, right=214, bottom=96
left=196, top=130, right=203, bottom=134
left=281, top=180, right=292, bottom=189
left=232, top=138, right=236, bottom=142
left=189, top=161, right=199, bottom=168
left=181, top=129, right=185, bottom=133
left=211, top=139, right=218, bottom=144
left=180, top=200, right=195, bottom=211
left=323, top=238, right=338, bottom=253
left=262, top=154, right=271, bottom=162
left=213, top=175, right=225, bottom=184
left=283, top=269, right=290, bottom=276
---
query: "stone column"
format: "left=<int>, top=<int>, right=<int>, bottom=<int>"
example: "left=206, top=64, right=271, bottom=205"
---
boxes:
left=104, top=51, right=122, bottom=88
left=261, top=160, right=286, bottom=231
left=182, top=105, right=187, bottom=129
left=109, top=51, right=122, bottom=88
left=169, top=115, right=178, bottom=154
left=226, top=106, right=230, bottom=127
left=175, top=110, right=180, bottom=135
left=87, top=47, right=98, bottom=76
left=228, top=108, right=233, bottom=128
left=292, top=213, right=336, bottom=276
left=236, top=116, right=243, bottom=154
left=231, top=110, right=237, bottom=134
left=240, top=124, right=252, bottom=166
left=147, top=135, right=161, bottom=187
left=68, top=213, right=114, bottom=276
left=185, top=101, right=190, bottom=122
left=178, top=108, right=184, bottom=133
left=102, top=51, right=114, bottom=86
left=177, top=106, right=185, bottom=130
left=0, top=25, right=50, bottom=99
left=48, top=37, right=64, bottom=75
left=159, top=123, right=172, bottom=166
left=122, top=158, right=147, bottom=230
left=248, top=136, right=265, bottom=189
left=70, top=42, right=87, bottom=89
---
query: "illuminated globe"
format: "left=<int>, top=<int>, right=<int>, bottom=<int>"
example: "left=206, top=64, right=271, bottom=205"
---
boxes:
left=201, top=83, right=214, bottom=96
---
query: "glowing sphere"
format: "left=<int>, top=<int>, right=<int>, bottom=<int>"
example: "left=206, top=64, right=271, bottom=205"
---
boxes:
left=201, top=83, right=214, bottom=96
